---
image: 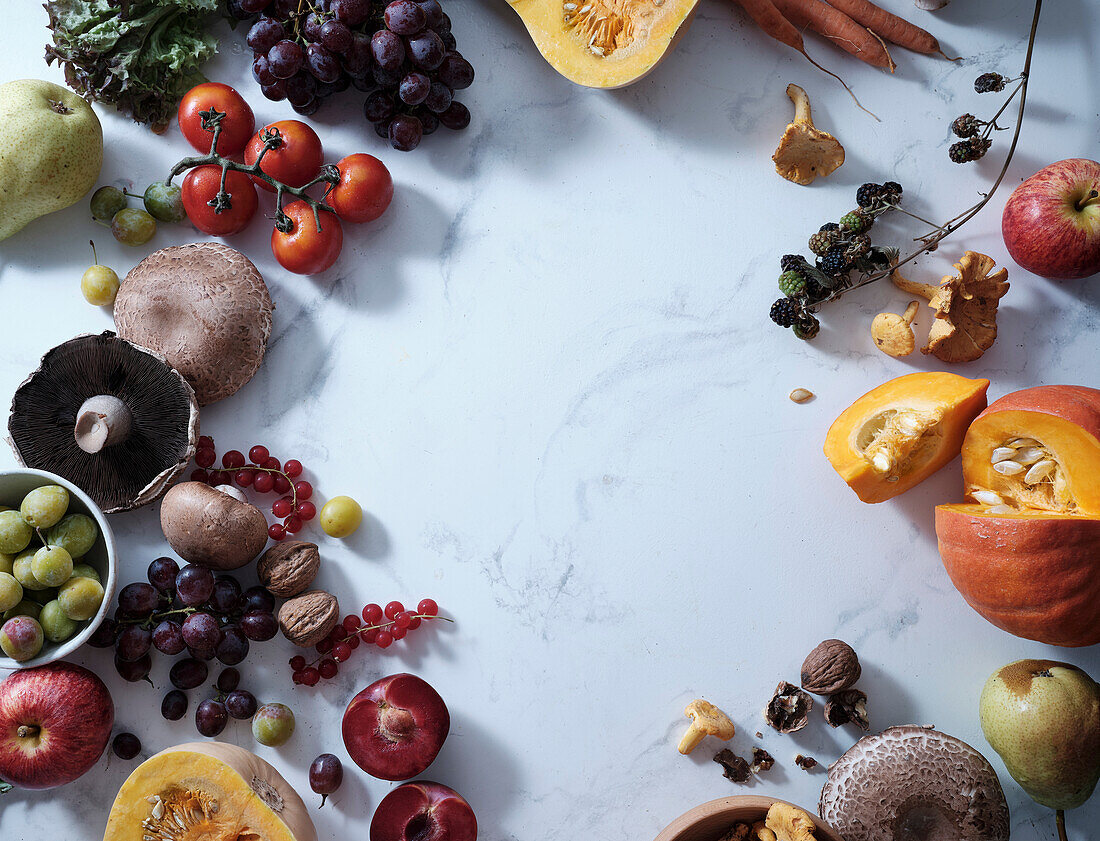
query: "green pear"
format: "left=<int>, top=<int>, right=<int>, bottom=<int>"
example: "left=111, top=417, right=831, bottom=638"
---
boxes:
left=980, top=659, right=1100, bottom=811
left=0, top=79, right=102, bottom=242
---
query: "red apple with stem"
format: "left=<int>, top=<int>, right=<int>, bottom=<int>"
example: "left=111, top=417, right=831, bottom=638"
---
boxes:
left=1002, top=158, right=1100, bottom=279
left=343, top=673, right=449, bottom=781
left=0, top=662, right=114, bottom=789
left=371, top=781, right=477, bottom=841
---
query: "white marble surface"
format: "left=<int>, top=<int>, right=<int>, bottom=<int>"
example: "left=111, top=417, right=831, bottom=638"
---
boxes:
left=2, top=0, right=1100, bottom=838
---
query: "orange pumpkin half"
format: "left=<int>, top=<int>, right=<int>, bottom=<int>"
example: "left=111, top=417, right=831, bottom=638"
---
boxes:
left=824, top=372, right=989, bottom=503
left=937, top=385, right=1100, bottom=646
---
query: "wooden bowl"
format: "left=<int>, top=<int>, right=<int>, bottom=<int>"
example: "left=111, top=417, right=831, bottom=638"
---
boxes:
left=654, top=795, right=844, bottom=841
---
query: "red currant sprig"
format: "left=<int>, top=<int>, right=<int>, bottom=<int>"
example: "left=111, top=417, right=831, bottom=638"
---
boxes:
left=290, top=599, right=447, bottom=686
left=191, top=437, right=317, bottom=541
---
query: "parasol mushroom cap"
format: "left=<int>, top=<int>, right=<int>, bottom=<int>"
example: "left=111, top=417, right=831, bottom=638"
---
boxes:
left=772, top=84, right=845, bottom=186
left=8, top=333, right=198, bottom=513
left=819, top=725, right=1010, bottom=841
left=114, top=242, right=273, bottom=406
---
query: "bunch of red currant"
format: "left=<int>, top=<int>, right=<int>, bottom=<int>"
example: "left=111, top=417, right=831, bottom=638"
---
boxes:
left=190, top=436, right=317, bottom=541
left=290, top=598, right=446, bottom=685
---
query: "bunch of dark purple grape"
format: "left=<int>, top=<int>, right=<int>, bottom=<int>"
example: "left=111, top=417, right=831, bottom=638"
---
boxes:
left=89, top=556, right=278, bottom=691
left=233, top=0, right=475, bottom=152
left=162, top=666, right=261, bottom=738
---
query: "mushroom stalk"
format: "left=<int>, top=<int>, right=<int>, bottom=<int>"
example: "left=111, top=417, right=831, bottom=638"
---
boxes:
left=74, top=395, right=132, bottom=453
left=788, top=84, right=812, bottom=125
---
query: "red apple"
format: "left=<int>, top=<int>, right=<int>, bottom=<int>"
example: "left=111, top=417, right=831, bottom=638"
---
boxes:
left=371, top=781, right=477, bottom=841
left=1002, top=158, right=1100, bottom=279
left=343, top=673, right=449, bottom=781
left=0, top=661, right=114, bottom=788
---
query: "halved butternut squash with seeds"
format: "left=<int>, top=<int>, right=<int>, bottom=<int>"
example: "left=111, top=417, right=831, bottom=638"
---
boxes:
left=508, top=0, right=700, bottom=88
left=937, top=386, right=1100, bottom=647
left=103, top=742, right=316, bottom=841
left=824, top=372, right=989, bottom=504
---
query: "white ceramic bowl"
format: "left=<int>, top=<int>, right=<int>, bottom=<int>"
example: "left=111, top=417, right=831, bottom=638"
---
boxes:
left=0, top=468, right=117, bottom=670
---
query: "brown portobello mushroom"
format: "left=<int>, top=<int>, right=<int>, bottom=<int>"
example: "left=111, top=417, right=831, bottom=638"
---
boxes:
left=8, top=332, right=198, bottom=512
left=160, top=481, right=269, bottom=570
left=819, top=725, right=1010, bottom=841
left=114, top=243, right=273, bottom=406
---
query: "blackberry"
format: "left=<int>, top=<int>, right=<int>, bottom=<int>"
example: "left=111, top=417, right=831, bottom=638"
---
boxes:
left=844, top=234, right=871, bottom=261
left=804, top=277, right=829, bottom=304
left=839, top=209, right=871, bottom=234
left=770, top=298, right=799, bottom=328
left=974, top=72, right=1007, bottom=94
left=819, top=249, right=849, bottom=277
left=778, top=270, right=806, bottom=297
left=855, top=183, right=882, bottom=208
left=793, top=315, right=821, bottom=341
left=882, top=181, right=902, bottom=196
left=950, top=137, right=992, bottom=164
left=780, top=254, right=805, bottom=273
left=808, top=230, right=838, bottom=256
left=951, top=114, right=980, bottom=138
left=819, top=222, right=840, bottom=232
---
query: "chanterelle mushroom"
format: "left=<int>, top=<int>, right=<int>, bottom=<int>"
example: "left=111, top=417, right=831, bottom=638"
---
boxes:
left=765, top=802, right=818, bottom=841
left=678, top=699, right=736, bottom=754
left=772, top=84, right=845, bottom=186
left=892, top=251, right=1009, bottom=363
left=8, top=332, right=198, bottom=512
left=870, top=301, right=919, bottom=357
left=819, top=725, right=1010, bottom=841
left=114, top=243, right=273, bottom=406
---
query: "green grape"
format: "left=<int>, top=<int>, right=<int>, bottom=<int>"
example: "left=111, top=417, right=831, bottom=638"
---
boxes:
left=143, top=182, right=186, bottom=223
left=252, top=703, right=295, bottom=746
left=0, top=553, right=13, bottom=576
left=39, top=600, right=78, bottom=643
left=46, top=514, right=98, bottom=559
left=0, top=572, right=22, bottom=613
left=111, top=208, right=156, bottom=246
left=32, top=546, right=73, bottom=588
left=13, top=552, right=47, bottom=591
left=90, top=185, right=127, bottom=223
left=0, top=616, right=44, bottom=661
left=70, top=563, right=101, bottom=583
left=20, top=485, right=70, bottom=529
left=59, top=576, right=104, bottom=621
left=0, top=510, right=33, bottom=554
left=3, top=600, right=41, bottom=622
left=28, top=587, right=57, bottom=606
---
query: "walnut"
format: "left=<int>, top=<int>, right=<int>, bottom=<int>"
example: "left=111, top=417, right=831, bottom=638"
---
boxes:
left=765, top=681, right=812, bottom=733
left=257, top=540, right=321, bottom=597
left=278, top=589, right=339, bottom=647
left=713, top=748, right=751, bottom=783
left=751, top=747, right=775, bottom=773
left=800, top=639, right=861, bottom=695
left=794, top=754, right=818, bottom=771
left=824, top=688, right=870, bottom=730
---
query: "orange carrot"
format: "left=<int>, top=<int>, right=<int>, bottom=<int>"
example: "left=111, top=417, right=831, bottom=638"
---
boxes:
left=823, top=0, right=950, bottom=57
left=732, top=0, right=877, bottom=117
left=772, top=0, right=895, bottom=70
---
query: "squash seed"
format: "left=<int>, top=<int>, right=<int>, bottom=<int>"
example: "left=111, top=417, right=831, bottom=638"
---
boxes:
left=990, top=447, right=1017, bottom=464
left=993, top=460, right=1025, bottom=476
left=972, top=490, right=1004, bottom=506
left=988, top=504, right=1015, bottom=515
left=1007, top=437, right=1040, bottom=448
left=1024, top=459, right=1055, bottom=484
left=1013, top=446, right=1045, bottom=465
left=789, top=388, right=814, bottom=404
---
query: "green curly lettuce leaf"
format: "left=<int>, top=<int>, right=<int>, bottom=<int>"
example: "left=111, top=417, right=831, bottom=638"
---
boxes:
left=45, top=0, right=218, bottom=131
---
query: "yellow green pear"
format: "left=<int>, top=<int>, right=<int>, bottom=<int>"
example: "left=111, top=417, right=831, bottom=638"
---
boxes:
left=980, top=659, right=1100, bottom=811
left=0, top=79, right=102, bottom=242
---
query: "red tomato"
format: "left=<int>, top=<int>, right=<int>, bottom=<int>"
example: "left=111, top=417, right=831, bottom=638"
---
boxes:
left=272, top=201, right=343, bottom=275
left=177, top=83, right=255, bottom=156
left=326, top=154, right=394, bottom=223
left=181, top=166, right=258, bottom=236
left=244, top=120, right=324, bottom=193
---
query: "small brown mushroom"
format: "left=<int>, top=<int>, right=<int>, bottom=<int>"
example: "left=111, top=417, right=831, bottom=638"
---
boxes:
left=160, top=481, right=269, bottom=570
left=870, top=301, right=920, bottom=357
left=8, top=332, right=198, bottom=512
left=114, top=243, right=273, bottom=406
left=772, top=84, right=845, bottom=186
left=892, top=252, right=1009, bottom=363
left=678, top=699, right=736, bottom=754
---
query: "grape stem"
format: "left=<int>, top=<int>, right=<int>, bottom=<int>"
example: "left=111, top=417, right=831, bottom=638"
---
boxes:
left=117, top=605, right=199, bottom=628
left=305, top=613, right=453, bottom=668
left=164, top=108, right=340, bottom=234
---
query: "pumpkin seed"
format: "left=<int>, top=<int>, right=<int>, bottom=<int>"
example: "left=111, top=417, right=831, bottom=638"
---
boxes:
left=789, top=387, right=814, bottom=403
left=989, top=504, right=1015, bottom=515
left=1024, top=459, right=1055, bottom=484
left=972, top=490, right=1004, bottom=506
left=990, top=447, right=1016, bottom=463
left=1007, top=437, right=1039, bottom=448
left=993, top=460, right=1025, bottom=476
left=871, top=452, right=893, bottom=473
left=1013, top=446, right=1045, bottom=465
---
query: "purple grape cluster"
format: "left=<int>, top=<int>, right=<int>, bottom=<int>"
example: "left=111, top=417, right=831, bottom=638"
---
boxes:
left=90, top=557, right=278, bottom=723
left=231, top=0, right=474, bottom=152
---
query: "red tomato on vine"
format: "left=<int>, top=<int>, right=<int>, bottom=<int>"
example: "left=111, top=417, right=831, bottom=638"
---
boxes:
left=181, top=166, right=258, bottom=236
left=272, top=201, right=343, bottom=275
left=245, top=120, right=324, bottom=192
left=177, top=83, right=255, bottom=156
left=327, top=154, right=394, bottom=223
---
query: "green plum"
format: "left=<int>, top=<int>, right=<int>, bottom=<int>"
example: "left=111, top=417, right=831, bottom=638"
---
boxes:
left=0, top=552, right=13, bottom=576
left=13, top=552, right=47, bottom=591
left=39, top=600, right=78, bottom=643
left=252, top=703, right=295, bottom=746
left=28, top=587, right=57, bottom=606
left=0, top=572, right=22, bottom=612
left=143, top=181, right=185, bottom=222
left=59, top=576, right=104, bottom=621
left=70, top=563, right=101, bottom=583
left=32, top=546, right=73, bottom=588
left=111, top=208, right=156, bottom=246
left=20, top=485, right=69, bottom=529
left=46, top=513, right=98, bottom=558
left=0, top=615, right=44, bottom=661
left=0, top=510, right=32, bottom=554
left=90, top=185, right=127, bottom=224
left=3, top=600, right=41, bottom=622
